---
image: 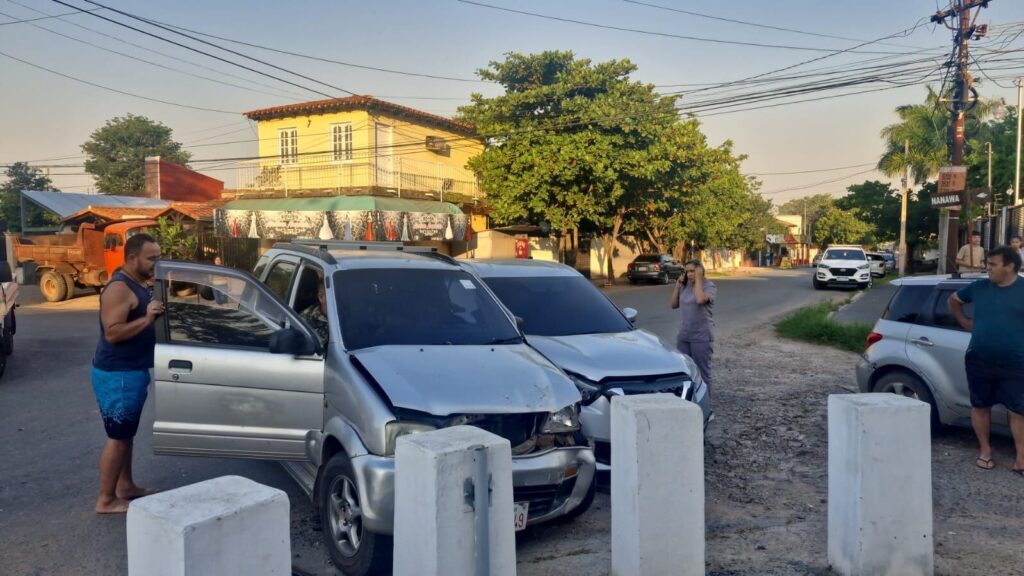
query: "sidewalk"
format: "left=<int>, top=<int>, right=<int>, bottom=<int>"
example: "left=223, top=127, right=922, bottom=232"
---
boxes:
left=831, top=283, right=897, bottom=326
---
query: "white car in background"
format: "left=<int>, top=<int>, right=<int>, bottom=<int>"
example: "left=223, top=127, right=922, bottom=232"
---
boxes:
left=813, top=245, right=872, bottom=290
left=866, top=253, right=888, bottom=278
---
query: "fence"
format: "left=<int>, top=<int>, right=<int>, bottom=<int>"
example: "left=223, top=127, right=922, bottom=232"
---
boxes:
left=973, top=204, right=1023, bottom=249
left=195, top=232, right=260, bottom=271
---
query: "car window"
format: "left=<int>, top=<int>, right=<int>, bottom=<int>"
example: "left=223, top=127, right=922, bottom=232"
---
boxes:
left=334, top=268, right=522, bottom=350
left=882, top=285, right=931, bottom=323
left=483, top=275, right=633, bottom=336
left=868, top=254, right=884, bottom=261
left=164, top=274, right=279, bottom=349
left=264, top=261, right=297, bottom=301
left=634, top=255, right=661, bottom=263
left=824, top=249, right=866, bottom=260
left=252, top=256, right=269, bottom=280
left=929, top=288, right=974, bottom=331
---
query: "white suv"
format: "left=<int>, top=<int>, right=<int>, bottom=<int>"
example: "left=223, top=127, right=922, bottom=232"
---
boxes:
left=813, top=245, right=872, bottom=290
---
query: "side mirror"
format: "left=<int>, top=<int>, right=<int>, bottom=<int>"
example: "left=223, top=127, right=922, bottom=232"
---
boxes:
left=514, top=316, right=526, bottom=331
left=269, top=328, right=315, bottom=356
left=622, top=307, right=638, bottom=324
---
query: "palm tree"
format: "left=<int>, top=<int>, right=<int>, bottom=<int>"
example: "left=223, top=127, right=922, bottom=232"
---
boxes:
left=878, top=86, right=1001, bottom=183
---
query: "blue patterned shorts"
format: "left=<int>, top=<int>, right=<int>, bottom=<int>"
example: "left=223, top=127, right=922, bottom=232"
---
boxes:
left=91, top=367, right=150, bottom=440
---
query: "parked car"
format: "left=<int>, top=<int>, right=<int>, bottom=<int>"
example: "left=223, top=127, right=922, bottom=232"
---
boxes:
left=866, top=252, right=888, bottom=278
left=463, top=259, right=712, bottom=470
left=856, top=274, right=1016, bottom=434
left=813, top=245, right=872, bottom=290
left=150, top=242, right=596, bottom=576
left=811, top=252, right=823, bottom=268
left=626, top=253, right=683, bottom=284
left=880, top=252, right=897, bottom=272
left=0, top=262, right=17, bottom=379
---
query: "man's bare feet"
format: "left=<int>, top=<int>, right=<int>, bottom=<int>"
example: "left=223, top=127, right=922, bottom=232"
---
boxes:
left=95, top=497, right=131, bottom=514
left=116, top=486, right=161, bottom=500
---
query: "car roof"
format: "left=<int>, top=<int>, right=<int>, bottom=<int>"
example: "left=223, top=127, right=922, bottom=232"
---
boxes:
left=462, top=259, right=581, bottom=278
left=264, top=243, right=463, bottom=272
left=890, top=273, right=985, bottom=287
left=825, top=245, right=864, bottom=249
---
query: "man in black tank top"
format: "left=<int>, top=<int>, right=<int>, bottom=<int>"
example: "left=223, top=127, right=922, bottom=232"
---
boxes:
left=91, top=233, right=164, bottom=514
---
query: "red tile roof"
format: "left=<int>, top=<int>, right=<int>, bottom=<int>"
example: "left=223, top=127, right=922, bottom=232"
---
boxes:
left=243, top=95, right=476, bottom=135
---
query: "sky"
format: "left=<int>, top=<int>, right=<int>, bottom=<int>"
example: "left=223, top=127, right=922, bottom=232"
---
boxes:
left=2, top=0, right=1024, bottom=206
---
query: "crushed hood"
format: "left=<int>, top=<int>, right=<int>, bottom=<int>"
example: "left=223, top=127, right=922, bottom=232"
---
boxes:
left=349, top=344, right=580, bottom=415
left=526, top=330, right=691, bottom=382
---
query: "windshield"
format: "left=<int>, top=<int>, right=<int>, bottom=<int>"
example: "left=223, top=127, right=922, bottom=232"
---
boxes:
left=334, top=268, right=522, bottom=350
left=824, top=249, right=865, bottom=261
left=634, top=255, right=661, bottom=263
left=483, top=275, right=633, bottom=336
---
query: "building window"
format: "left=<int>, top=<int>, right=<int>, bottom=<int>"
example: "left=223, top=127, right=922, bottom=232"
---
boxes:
left=279, top=128, right=298, bottom=164
left=332, top=123, right=353, bottom=162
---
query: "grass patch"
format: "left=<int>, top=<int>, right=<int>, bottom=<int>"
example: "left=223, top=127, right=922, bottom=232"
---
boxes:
left=775, top=301, right=873, bottom=353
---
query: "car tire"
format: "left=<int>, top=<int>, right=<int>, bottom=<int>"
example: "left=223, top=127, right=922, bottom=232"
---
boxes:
left=3, top=316, right=14, bottom=356
left=658, top=272, right=669, bottom=285
left=560, top=475, right=597, bottom=522
left=873, top=370, right=941, bottom=430
left=0, top=262, right=12, bottom=283
left=61, top=273, right=76, bottom=301
left=812, top=279, right=825, bottom=290
left=39, top=270, right=68, bottom=303
left=318, top=452, right=392, bottom=576
left=628, top=278, right=637, bottom=285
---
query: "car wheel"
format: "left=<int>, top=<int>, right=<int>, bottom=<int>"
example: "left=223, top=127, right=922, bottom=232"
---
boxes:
left=812, top=279, right=825, bottom=290
left=658, top=272, right=670, bottom=284
left=318, top=453, right=392, bottom=576
left=560, top=476, right=596, bottom=522
left=3, top=322, right=13, bottom=356
left=873, top=370, right=941, bottom=429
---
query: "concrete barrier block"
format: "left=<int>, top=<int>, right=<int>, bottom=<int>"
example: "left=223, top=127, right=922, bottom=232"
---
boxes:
left=612, top=394, right=704, bottom=576
left=126, top=475, right=291, bottom=576
left=393, top=425, right=515, bottom=576
left=828, top=394, right=933, bottom=576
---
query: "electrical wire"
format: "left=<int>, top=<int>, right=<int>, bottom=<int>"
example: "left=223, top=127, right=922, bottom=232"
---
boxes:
left=0, top=5, right=96, bottom=24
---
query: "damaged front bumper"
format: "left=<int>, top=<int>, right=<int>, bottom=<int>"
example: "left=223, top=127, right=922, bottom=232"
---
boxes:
left=351, top=445, right=596, bottom=535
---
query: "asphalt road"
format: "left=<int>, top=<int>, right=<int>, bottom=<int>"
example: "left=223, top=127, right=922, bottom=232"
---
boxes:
left=0, top=268, right=842, bottom=576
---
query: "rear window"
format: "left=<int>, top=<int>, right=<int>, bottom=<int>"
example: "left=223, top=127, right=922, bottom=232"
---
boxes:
left=634, top=255, right=661, bottom=263
left=882, top=285, right=931, bottom=323
left=867, top=254, right=885, bottom=261
left=824, top=249, right=866, bottom=260
left=929, top=288, right=974, bottom=331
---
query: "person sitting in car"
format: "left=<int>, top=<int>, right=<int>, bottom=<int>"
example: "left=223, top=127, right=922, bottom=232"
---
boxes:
left=301, top=274, right=330, bottom=345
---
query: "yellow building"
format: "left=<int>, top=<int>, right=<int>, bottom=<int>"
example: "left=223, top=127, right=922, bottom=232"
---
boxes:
left=239, top=96, right=483, bottom=201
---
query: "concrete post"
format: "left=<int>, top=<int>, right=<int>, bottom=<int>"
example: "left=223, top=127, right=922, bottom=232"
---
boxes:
left=126, top=475, right=290, bottom=576
left=612, top=394, right=704, bottom=576
left=828, top=394, right=933, bottom=576
left=393, top=425, right=515, bottom=576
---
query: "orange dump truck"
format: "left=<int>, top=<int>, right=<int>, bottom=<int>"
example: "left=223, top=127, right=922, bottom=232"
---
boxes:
left=12, top=220, right=155, bottom=302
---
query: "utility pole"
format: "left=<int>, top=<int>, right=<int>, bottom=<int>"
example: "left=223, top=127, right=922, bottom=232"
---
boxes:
left=986, top=141, right=993, bottom=216
left=931, top=0, right=990, bottom=274
left=1016, top=78, right=1022, bottom=207
left=899, top=139, right=910, bottom=277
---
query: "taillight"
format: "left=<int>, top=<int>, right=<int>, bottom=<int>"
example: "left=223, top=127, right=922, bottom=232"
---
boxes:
left=653, top=264, right=661, bottom=270
left=865, top=332, right=882, bottom=350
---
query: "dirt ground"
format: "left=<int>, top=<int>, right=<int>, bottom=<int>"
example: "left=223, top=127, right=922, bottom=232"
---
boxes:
left=515, top=324, right=1024, bottom=576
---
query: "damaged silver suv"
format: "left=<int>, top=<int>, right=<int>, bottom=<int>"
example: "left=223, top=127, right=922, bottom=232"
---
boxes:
left=150, top=242, right=595, bottom=576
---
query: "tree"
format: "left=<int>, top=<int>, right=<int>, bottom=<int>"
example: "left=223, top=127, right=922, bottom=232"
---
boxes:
left=81, top=114, right=190, bottom=196
left=458, top=51, right=680, bottom=281
left=835, top=180, right=901, bottom=244
left=0, top=162, right=58, bottom=232
left=813, top=207, right=873, bottom=247
left=150, top=217, right=197, bottom=261
left=777, top=194, right=834, bottom=247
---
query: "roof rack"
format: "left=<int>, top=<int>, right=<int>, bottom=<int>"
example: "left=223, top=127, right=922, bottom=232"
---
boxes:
left=271, top=242, right=337, bottom=265
left=287, top=239, right=458, bottom=265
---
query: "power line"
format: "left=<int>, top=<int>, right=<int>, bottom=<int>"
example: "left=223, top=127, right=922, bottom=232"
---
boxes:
left=748, top=162, right=878, bottom=176
left=51, top=0, right=347, bottom=99
left=621, top=0, right=928, bottom=49
left=0, top=5, right=97, bottom=24
left=759, top=168, right=881, bottom=196
left=0, top=49, right=241, bottom=114
left=456, top=0, right=910, bottom=55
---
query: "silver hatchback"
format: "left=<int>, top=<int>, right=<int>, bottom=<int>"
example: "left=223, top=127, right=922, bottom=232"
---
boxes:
left=463, top=259, right=712, bottom=469
left=856, top=275, right=1015, bottom=434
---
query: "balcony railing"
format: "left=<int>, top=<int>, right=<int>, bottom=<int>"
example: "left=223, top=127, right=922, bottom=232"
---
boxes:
left=235, top=152, right=480, bottom=199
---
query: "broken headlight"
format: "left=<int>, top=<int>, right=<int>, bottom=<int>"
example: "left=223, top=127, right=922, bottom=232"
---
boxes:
left=567, top=373, right=602, bottom=404
left=384, top=421, right=436, bottom=456
left=540, top=404, right=581, bottom=433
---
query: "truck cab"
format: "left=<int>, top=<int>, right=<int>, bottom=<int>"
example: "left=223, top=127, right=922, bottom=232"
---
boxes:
left=102, top=220, right=155, bottom=281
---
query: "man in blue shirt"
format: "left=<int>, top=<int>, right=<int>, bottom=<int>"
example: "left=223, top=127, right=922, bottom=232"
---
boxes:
left=949, top=246, right=1024, bottom=477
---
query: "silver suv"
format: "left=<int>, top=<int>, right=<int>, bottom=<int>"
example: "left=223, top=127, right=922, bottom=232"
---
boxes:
left=150, top=242, right=595, bottom=576
left=856, top=274, right=1014, bottom=434
left=462, top=259, right=711, bottom=470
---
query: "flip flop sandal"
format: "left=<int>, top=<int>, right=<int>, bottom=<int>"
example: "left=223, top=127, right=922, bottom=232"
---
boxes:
left=976, top=456, right=996, bottom=470
left=1012, top=469, right=1024, bottom=478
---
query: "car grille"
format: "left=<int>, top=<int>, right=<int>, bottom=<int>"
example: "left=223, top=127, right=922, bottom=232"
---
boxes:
left=829, top=267, right=857, bottom=276
left=601, top=374, right=694, bottom=401
left=514, top=477, right=577, bottom=518
left=463, top=413, right=543, bottom=447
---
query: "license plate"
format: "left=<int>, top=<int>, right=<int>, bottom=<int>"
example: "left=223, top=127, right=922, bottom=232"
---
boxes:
left=638, top=266, right=649, bottom=271
left=513, top=501, right=529, bottom=531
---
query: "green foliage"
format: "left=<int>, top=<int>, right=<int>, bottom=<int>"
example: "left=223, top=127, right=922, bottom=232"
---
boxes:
left=458, top=51, right=773, bottom=272
left=81, top=114, right=190, bottom=196
left=150, top=217, right=197, bottom=261
left=776, top=301, right=872, bottom=354
left=777, top=194, right=835, bottom=247
left=813, top=207, right=872, bottom=247
left=0, top=162, right=58, bottom=232
left=834, top=180, right=900, bottom=244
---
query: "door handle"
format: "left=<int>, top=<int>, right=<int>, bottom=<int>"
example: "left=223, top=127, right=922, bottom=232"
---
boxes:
left=910, top=338, right=934, bottom=347
left=168, top=359, right=193, bottom=372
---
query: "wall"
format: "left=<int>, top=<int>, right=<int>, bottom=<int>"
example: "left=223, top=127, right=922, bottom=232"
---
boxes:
left=461, top=229, right=517, bottom=259
left=589, top=237, right=644, bottom=279
left=144, top=157, right=224, bottom=202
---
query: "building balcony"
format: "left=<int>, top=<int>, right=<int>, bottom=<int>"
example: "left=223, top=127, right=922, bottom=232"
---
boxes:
left=234, top=152, right=480, bottom=200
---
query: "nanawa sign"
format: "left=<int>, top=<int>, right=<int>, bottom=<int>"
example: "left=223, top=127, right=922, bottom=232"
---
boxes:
left=931, top=192, right=963, bottom=208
